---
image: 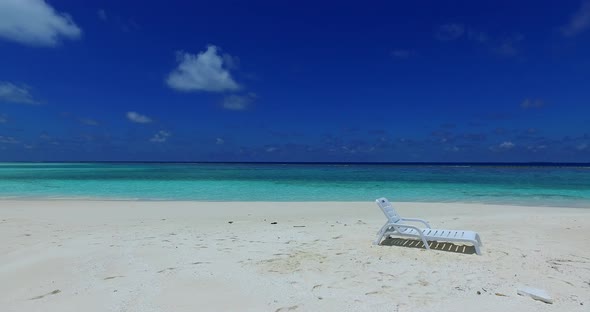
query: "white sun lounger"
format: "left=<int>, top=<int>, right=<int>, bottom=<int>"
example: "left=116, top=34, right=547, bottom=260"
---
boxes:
left=373, top=197, right=482, bottom=255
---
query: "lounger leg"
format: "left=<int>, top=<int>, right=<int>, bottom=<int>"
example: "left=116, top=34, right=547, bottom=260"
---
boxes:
left=421, top=237, right=430, bottom=250
left=473, top=242, right=481, bottom=256
left=476, top=233, right=482, bottom=246
left=373, top=222, right=391, bottom=245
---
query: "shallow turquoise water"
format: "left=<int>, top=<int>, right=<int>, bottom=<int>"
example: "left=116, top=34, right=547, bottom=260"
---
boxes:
left=0, top=163, right=589, bottom=207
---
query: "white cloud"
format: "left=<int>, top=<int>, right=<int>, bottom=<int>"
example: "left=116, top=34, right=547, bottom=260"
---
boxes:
left=562, top=0, right=590, bottom=37
left=0, top=114, right=6, bottom=123
left=222, top=93, right=256, bottom=110
left=166, top=45, right=240, bottom=92
left=577, top=143, right=588, bottom=151
left=222, top=53, right=239, bottom=70
left=467, top=29, right=489, bottom=43
left=0, top=135, right=19, bottom=144
left=493, top=33, right=524, bottom=57
left=435, top=24, right=464, bottom=41
left=216, top=138, right=225, bottom=145
left=490, top=141, right=516, bottom=152
left=97, top=9, right=107, bottom=21
left=499, top=141, right=515, bottom=149
left=96, top=9, right=139, bottom=33
left=123, top=19, right=140, bottom=32
left=527, top=144, right=547, bottom=152
left=0, top=0, right=82, bottom=47
left=441, top=25, right=524, bottom=57
left=495, top=42, right=518, bottom=56
left=126, top=111, right=152, bottom=123
left=521, top=98, right=545, bottom=109
left=79, top=118, right=99, bottom=126
left=0, top=82, right=39, bottom=104
left=150, top=130, right=171, bottom=143
left=391, top=49, right=414, bottom=58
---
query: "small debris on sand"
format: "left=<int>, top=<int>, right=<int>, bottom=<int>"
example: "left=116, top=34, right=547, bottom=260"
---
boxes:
left=30, top=289, right=61, bottom=300
left=517, top=287, right=553, bottom=304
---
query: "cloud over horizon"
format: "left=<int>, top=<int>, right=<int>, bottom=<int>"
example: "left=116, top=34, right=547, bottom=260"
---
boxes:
left=562, top=0, right=590, bottom=36
left=499, top=141, right=515, bottom=149
left=435, top=24, right=464, bottom=41
left=0, top=135, right=19, bottom=144
left=521, top=98, right=546, bottom=109
left=97, top=9, right=107, bottom=21
left=150, top=130, right=171, bottom=143
left=126, top=111, right=152, bottom=123
left=0, top=0, right=82, bottom=47
left=0, top=82, right=40, bottom=104
left=493, top=33, right=525, bottom=57
left=435, top=23, right=524, bottom=57
left=391, top=49, right=414, bottom=58
left=488, top=141, right=516, bottom=153
left=221, top=93, right=256, bottom=110
left=79, top=118, right=99, bottom=126
left=166, top=45, right=240, bottom=92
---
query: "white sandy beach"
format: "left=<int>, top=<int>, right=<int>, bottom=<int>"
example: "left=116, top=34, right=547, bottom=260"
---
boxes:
left=1, top=200, right=589, bottom=312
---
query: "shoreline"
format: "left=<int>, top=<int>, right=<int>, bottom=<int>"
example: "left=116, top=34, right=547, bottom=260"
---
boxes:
left=1, top=198, right=589, bottom=209
left=1, top=200, right=589, bottom=311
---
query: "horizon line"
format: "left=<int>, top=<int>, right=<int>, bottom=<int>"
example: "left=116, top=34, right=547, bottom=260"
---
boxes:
left=1, top=161, right=589, bottom=167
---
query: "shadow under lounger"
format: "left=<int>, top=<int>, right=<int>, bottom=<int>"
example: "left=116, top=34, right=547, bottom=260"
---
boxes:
left=392, top=227, right=482, bottom=254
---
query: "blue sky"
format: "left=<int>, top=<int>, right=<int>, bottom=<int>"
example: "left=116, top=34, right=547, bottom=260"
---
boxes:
left=0, top=0, right=589, bottom=162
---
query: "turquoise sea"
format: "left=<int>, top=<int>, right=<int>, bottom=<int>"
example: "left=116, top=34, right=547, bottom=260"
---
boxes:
left=0, top=162, right=589, bottom=207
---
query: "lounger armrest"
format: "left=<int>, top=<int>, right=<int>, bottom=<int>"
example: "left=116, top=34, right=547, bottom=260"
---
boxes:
left=400, top=218, right=431, bottom=228
left=391, top=224, right=428, bottom=240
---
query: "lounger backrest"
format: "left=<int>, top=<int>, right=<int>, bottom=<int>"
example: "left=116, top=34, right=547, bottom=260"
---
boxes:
left=375, top=197, right=401, bottom=223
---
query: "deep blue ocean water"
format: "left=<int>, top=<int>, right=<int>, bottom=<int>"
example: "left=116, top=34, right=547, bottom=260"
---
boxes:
left=0, top=162, right=589, bottom=207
